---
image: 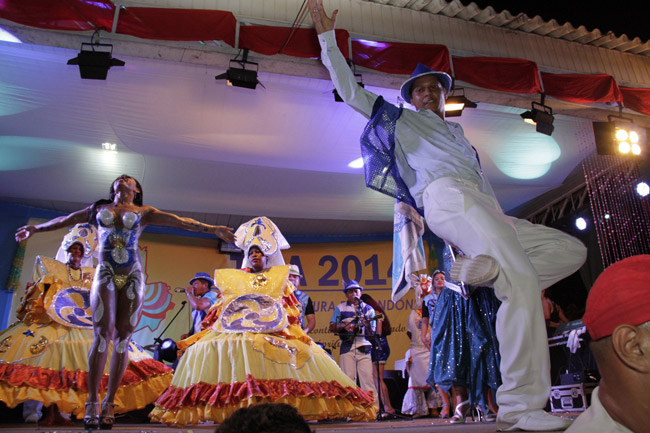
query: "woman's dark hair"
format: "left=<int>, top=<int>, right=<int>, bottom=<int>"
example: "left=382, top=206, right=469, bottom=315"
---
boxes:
left=215, top=403, right=311, bottom=433
left=108, top=175, right=143, bottom=206
left=90, top=175, right=143, bottom=222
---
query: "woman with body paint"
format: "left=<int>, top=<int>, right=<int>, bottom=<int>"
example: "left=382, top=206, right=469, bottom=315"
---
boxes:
left=15, top=174, right=235, bottom=430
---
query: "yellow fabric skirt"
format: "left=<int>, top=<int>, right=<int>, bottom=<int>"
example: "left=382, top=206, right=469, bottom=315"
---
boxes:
left=0, top=321, right=173, bottom=418
left=150, top=330, right=377, bottom=426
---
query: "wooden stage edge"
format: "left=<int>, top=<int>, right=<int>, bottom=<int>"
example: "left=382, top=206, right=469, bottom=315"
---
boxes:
left=0, top=412, right=582, bottom=433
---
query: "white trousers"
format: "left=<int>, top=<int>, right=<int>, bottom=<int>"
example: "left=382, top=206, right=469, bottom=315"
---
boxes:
left=423, top=177, right=587, bottom=424
left=340, top=346, right=379, bottom=409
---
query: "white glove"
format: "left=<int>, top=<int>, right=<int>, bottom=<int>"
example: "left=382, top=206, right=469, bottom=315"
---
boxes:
left=567, top=326, right=586, bottom=353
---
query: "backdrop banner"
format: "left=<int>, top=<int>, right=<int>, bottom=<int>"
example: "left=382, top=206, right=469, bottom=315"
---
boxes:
left=12, top=222, right=442, bottom=368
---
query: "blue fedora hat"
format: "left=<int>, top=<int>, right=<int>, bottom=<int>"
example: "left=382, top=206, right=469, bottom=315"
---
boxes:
left=342, top=280, right=364, bottom=293
left=189, top=272, right=215, bottom=289
left=399, top=63, right=452, bottom=104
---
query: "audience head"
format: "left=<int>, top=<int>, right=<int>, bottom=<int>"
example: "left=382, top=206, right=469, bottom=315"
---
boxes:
left=215, top=403, right=312, bottom=433
left=584, top=255, right=650, bottom=387
left=584, top=255, right=650, bottom=341
left=583, top=256, right=650, bottom=433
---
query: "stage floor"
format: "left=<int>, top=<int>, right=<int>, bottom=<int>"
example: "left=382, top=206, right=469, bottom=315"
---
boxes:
left=0, top=413, right=581, bottom=433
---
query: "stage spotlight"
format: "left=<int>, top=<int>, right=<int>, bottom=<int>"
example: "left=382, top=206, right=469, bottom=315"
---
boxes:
left=637, top=182, right=650, bottom=197
left=215, top=49, right=264, bottom=89
left=575, top=217, right=587, bottom=231
left=67, top=31, right=124, bottom=80
left=445, top=88, right=477, bottom=117
left=593, top=114, right=645, bottom=156
left=520, top=97, right=555, bottom=136
left=159, top=338, right=178, bottom=363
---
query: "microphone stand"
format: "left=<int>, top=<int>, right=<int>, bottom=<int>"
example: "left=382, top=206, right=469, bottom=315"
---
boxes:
left=365, top=312, right=409, bottom=421
left=152, top=300, right=187, bottom=345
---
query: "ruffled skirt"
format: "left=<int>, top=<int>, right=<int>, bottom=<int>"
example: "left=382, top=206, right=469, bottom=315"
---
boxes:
left=150, top=330, right=377, bottom=426
left=0, top=321, right=173, bottom=417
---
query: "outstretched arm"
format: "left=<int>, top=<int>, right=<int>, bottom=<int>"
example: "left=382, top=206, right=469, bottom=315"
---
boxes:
left=144, top=208, right=235, bottom=243
left=308, top=0, right=378, bottom=118
left=15, top=206, right=92, bottom=242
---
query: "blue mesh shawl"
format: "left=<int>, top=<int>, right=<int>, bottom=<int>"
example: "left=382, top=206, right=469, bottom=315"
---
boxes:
left=360, top=97, right=423, bottom=216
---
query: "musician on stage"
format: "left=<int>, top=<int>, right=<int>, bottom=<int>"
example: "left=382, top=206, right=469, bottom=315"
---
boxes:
left=180, top=272, right=221, bottom=340
left=329, top=280, right=379, bottom=409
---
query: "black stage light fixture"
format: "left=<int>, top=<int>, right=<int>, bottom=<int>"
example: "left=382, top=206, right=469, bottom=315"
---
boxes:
left=445, top=88, right=478, bottom=117
left=215, top=49, right=264, bottom=89
left=520, top=97, right=555, bottom=136
left=67, top=32, right=124, bottom=80
left=593, top=113, right=644, bottom=156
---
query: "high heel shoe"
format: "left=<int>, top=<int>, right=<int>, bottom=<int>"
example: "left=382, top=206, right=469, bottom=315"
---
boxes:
left=99, top=400, right=116, bottom=430
left=84, top=402, right=100, bottom=430
left=450, top=400, right=470, bottom=424
left=439, top=404, right=450, bottom=419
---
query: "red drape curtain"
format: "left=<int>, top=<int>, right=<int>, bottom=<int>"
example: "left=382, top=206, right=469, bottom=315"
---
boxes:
left=116, top=8, right=236, bottom=46
left=1, top=0, right=649, bottom=116
left=239, top=27, right=349, bottom=59
left=541, top=73, right=622, bottom=104
left=453, top=57, right=542, bottom=94
left=0, top=0, right=115, bottom=31
left=621, top=87, right=650, bottom=116
left=351, top=39, right=450, bottom=75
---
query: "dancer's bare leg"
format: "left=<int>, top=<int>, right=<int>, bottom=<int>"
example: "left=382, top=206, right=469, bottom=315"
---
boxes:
left=86, top=265, right=117, bottom=426
left=103, top=271, right=144, bottom=409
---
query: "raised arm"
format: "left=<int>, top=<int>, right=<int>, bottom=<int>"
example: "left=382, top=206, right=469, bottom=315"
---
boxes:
left=309, top=0, right=378, bottom=118
left=143, top=208, right=235, bottom=243
left=15, top=206, right=92, bottom=242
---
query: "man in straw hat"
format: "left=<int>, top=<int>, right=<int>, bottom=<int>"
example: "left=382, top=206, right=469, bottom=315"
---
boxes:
left=308, top=1, right=587, bottom=429
left=566, top=255, right=650, bottom=433
left=288, top=264, right=316, bottom=334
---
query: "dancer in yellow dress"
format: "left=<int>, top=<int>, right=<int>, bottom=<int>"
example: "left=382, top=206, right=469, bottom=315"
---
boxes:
left=0, top=224, right=173, bottom=422
left=150, top=217, right=377, bottom=426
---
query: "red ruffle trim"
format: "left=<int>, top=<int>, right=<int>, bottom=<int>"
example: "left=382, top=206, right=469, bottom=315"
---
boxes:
left=156, top=375, right=375, bottom=409
left=0, top=358, right=172, bottom=392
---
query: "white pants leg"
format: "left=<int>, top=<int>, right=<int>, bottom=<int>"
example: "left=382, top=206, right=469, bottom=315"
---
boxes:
left=423, top=177, right=586, bottom=425
left=340, top=347, right=379, bottom=409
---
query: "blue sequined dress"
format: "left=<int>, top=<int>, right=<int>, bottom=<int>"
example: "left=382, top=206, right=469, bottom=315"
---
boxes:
left=425, top=246, right=502, bottom=411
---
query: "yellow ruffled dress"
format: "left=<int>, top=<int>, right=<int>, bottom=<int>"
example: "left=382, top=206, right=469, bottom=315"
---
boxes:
left=150, top=265, right=377, bottom=426
left=0, top=257, right=173, bottom=418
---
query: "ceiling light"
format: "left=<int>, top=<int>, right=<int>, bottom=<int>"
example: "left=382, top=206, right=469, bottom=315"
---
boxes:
left=444, top=88, right=477, bottom=117
left=520, top=96, right=555, bottom=136
left=348, top=157, right=364, bottom=168
left=102, top=142, right=116, bottom=151
left=575, top=217, right=587, bottom=231
left=637, top=182, right=649, bottom=197
left=593, top=114, right=645, bottom=156
left=67, top=31, right=124, bottom=80
left=215, top=49, right=264, bottom=89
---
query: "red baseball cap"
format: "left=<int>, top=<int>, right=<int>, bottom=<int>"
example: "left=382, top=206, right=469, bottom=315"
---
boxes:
left=583, top=255, right=650, bottom=340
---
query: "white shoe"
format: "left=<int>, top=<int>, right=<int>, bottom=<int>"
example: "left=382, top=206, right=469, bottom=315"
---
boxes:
left=497, top=410, right=573, bottom=431
left=450, top=254, right=499, bottom=286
